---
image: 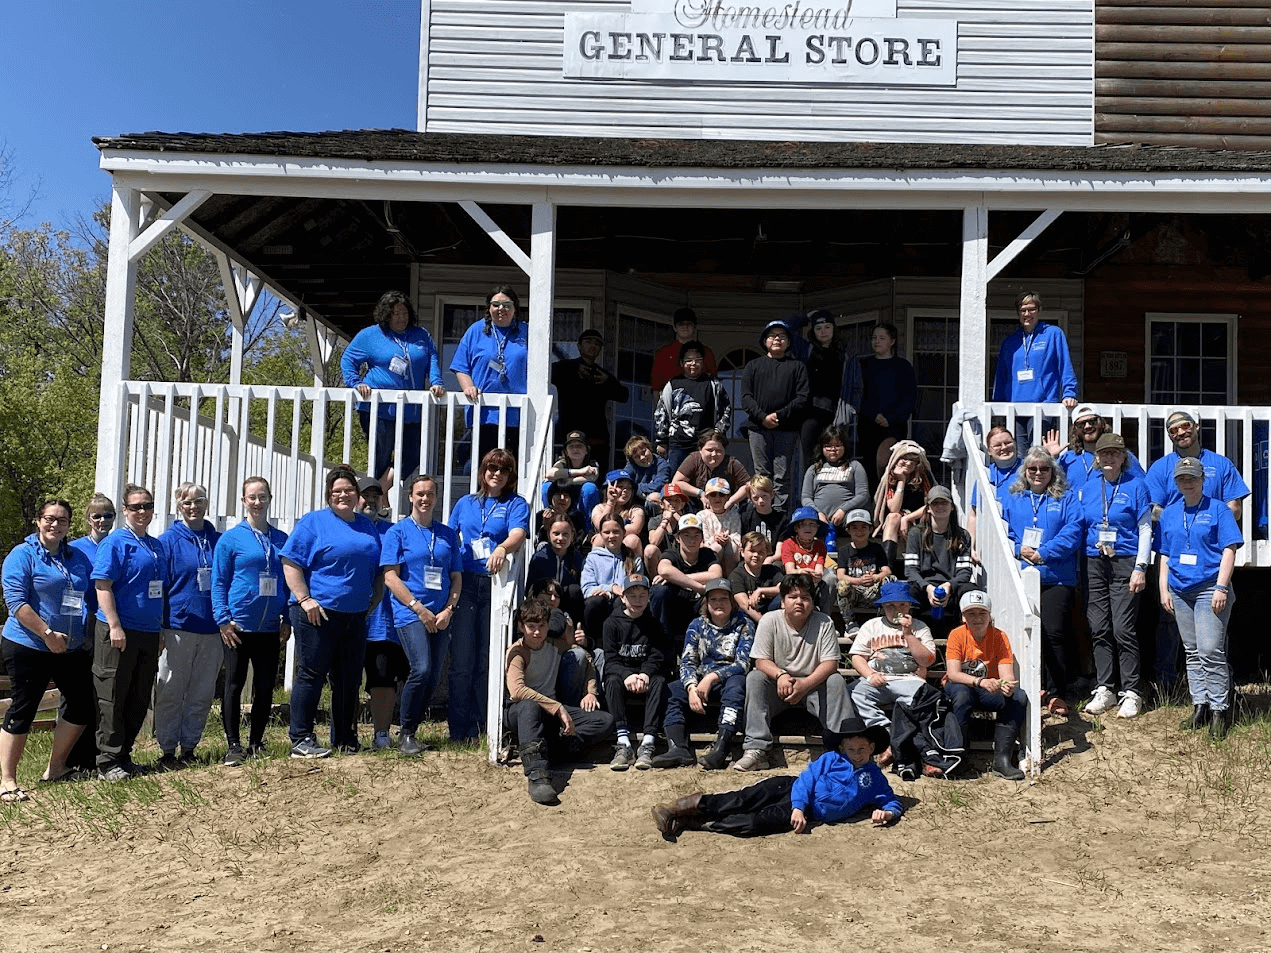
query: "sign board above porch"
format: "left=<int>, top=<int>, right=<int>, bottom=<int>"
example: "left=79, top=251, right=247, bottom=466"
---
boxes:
left=420, top=0, right=1093, bottom=146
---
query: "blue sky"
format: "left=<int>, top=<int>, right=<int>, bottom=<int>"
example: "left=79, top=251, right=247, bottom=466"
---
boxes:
left=1, top=0, right=420, bottom=228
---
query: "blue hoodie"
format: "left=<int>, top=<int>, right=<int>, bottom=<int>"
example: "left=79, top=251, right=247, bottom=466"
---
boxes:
left=160, top=521, right=222, bottom=634
left=790, top=750, right=903, bottom=823
left=211, top=520, right=291, bottom=632
left=2, top=534, right=94, bottom=651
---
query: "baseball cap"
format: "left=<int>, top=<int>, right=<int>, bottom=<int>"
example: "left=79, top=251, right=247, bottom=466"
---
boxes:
left=662, top=483, right=686, bottom=500
left=563, top=430, right=588, bottom=446
left=677, top=513, right=704, bottom=532
left=845, top=508, right=872, bottom=526
left=358, top=477, right=381, bottom=496
left=577, top=329, right=603, bottom=345
left=1094, top=433, right=1125, bottom=452
left=704, top=477, right=731, bottom=497
left=960, top=590, right=992, bottom=612
left=672, top=307, right=697, bottom=326
left=606, top=469, right=635, bottom=485
left=1073, top=403, right=1100, bottom=424
left=703, top=578, right=734, bottom=597
left=1173, top=457, right=1204, bottom=480
left=623, top=573, right=651, bottom=592
left=927, top=486, right=954, bottom=505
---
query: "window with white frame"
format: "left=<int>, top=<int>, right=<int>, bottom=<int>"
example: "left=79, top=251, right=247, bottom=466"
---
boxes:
left=1146, top=313, right=1237, bottom=407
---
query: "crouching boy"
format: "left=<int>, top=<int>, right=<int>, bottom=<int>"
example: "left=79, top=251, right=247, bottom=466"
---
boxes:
left=506, top=599, right=613, bottom=805
left=651, top=715, right=903, bottom=839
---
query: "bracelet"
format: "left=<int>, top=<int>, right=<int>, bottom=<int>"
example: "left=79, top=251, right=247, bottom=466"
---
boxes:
left=1215, top=584, right=1229, bottom=593
left=976, top=677, right=983, bottom=688
left=300, top=596, right=314, bottom=605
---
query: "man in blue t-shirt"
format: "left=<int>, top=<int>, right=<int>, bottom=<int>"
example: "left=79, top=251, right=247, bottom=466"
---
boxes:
left=1145, top=410, right=1250, bottom=523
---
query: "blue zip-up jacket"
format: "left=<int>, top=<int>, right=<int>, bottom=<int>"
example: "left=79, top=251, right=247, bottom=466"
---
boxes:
left=211, top=520, right=290, bottom=632
left=160, top=521, right=221, bottom=634
left=340, top=324, right=443, bottom=422
left=992, top=322, right=1077, bottom=402
left=1003, top=488, right=1083, bottom=586
left=3, top=534, right=94, bottom=651
left=627, top=454, right=673, bottom=498
left=581, top=548, right=644, bottom=597
left=678, top=611, right=755, bottom=687
left=790, top=750, right=904, bottom=823
left=526, top=547, right=583, bottom=590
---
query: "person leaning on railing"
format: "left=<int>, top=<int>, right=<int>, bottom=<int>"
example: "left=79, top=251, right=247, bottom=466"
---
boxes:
left=446, top=447, right=530, bottom=744
left=281, top=465, right=385, bottom=759
left=1, top=500, right=96, bottom=800
left=91, top=484, right=169, bottom=782
left=340, top=290, right=446, bottom=493
left=450, top=285, right=529, bottom=466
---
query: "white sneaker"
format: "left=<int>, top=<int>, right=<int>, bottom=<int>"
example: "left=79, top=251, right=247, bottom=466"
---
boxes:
left=1116, top=690, right=1143, bottom=719
left=732, top=749, right=771, bottom=772
left=1085, top=686, right=1117, bottom=715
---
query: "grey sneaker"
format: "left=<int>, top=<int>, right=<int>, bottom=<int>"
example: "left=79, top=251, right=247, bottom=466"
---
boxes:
left=373, top=730, right=392, bottom=751
left=732, top=748, right=771, bottom=772
left=98, top=765, right=131, bottom=783
left=634, top=741, right=657, bottom=770
left=290, top=735, right=331, bottom=759
left=398, top=732, right=423, bottom=756
left=1085, top=686, right=1117, bottom=715
left=609, top=743, right=636, bottom=771
left=223, top=744, right=247, bottom=767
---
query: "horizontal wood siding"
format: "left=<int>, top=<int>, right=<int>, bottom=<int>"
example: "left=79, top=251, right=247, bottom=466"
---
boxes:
left=422, top=1, right=1093, bottom=145
left=1096, top=0, right=1271, bottom=149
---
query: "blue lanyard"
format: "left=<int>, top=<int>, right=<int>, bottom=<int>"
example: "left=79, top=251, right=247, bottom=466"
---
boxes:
left=248, top=523, right=274, bottom=571
left=1029, top=491, right=1045, bottom=525
left=479, top=497, right=504, bottom=538
left=189, top=528, right=212, bottom=568
left=1021, top=330, right=1036, bottom=369
left=1100, top=475, right=1122, bottom=525
left=390, top=332, right=415, bottom=387
left=412, top=516, right=439, bottom=567
left=36, top=541, right=74, bottom=586
left=1182, top=503, right=1200, bottom=549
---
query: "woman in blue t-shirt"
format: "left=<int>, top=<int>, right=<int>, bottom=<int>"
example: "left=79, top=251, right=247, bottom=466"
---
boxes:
left=1158, top=456, right=1243, bottom=739
left=1, top=500, right=95, bottom=799
left=211, top=476, right=290, bottom=766
left=281, top=465, right=384, bottom=758
left=92, top=483, right=169, bottom=781
left=381, top=474, right=464, bottom=754
left=340, top=290, right=445, bottom=491
left=446, top=448, right=530, bottom=742
left=449, top=285, right=530, bottom=466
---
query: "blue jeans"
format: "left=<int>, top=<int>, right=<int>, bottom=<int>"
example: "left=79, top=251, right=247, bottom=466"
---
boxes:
left=1170, top=583, right=1235, bottom=712
left=663, top=672, right=746, bottom=732
left=358, top=409, right=422, bottom=483
left=289, top=606, right=367, bottom=747
left=395, top=619, right=452, bottom=734
left=448, top=573, right=492, bottom=741
left=944, top=682, right=1026, bottom=735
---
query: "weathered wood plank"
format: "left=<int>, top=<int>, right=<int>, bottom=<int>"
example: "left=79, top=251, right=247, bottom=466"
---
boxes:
left=1095, top=131, right=1271, bottom=148
left=1097, top=96, right=1271, bottom=117
left=1097, top=24, right=1271, bottom=42
left=1096, top=77, right=1271, bottom=98
left=1098, top=60, right=1271, bottom=80
left=1096, top=42, right=1271, bottom=63
left=1098, top=114, right=1271, bottom=136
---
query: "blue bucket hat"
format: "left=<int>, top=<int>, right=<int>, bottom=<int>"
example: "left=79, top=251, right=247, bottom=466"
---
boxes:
left=781, top=505, right=827, bottom=540
left=874, top=580, right=920, bottom=607
left=759, top=319, right=792, bottom=345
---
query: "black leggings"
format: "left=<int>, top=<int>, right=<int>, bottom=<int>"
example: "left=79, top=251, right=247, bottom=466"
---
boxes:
left=222, top=631, right=282, bottom=747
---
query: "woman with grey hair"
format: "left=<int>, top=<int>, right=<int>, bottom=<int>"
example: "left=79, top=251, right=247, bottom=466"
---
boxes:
left=1002, top=448, right=1082, bottom=717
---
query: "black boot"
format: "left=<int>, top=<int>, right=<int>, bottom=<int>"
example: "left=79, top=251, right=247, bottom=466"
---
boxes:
left=652, top=723, right=695, bottom=768
left=1183, top=703, right=1211, bottom=731
left=521, top=741, right=558, bottom=805
left=698, top=725, right=736, bottom=770
left=991, top=722, right=1025, bottom=781
left=651, top=792, right=703, bottom=840
left=1209, top=707, right=1233, bottom=740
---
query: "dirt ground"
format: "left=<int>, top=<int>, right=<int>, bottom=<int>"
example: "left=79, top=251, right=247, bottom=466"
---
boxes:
left=2, top=704, right=1270, bottom=953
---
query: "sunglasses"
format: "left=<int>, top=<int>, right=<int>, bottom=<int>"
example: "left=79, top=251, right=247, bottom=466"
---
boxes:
left=88, top=512, right=116, bottom=521
left=486, top=464, right=511, bottom=474
left=126, top=502, right=155, bottom=512
left=1025, top=466, right=1053, bottom=474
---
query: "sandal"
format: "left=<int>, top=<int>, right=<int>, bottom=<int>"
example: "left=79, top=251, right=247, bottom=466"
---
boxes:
left=0, top=787, right=30, bottom=803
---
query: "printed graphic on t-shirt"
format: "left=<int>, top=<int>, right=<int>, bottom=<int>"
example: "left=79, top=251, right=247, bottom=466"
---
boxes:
left=860, top=631, right=919, bottom=675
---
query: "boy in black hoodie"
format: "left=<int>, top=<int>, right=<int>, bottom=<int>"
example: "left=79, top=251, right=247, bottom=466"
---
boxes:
left=740, top=319, right=809, bottom=511
left=602, top=574, right=669, bottom=772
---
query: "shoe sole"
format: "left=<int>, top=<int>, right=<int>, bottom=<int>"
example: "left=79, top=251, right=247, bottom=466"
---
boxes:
left=290, top=750, right=331, bottom=759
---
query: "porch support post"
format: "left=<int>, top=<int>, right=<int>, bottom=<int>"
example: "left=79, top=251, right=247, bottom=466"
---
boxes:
left=959, top=204, right=989, bottom=407
left=986, top=208, right=1063, bottom=281
left=95, top=183, right=142, bottom=498
left=457, top=200, right=532, bottom=276
left=526, top=200, right=557, bottom=445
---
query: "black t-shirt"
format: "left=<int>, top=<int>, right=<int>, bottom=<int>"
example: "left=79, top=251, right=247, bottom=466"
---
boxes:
left=661, top=546, right=717, bottom=597
left=739, top=501, right=788, bottom=550
left=728, top=563, right=784, bottom=598
left=838, top=541, right=888, bottom=578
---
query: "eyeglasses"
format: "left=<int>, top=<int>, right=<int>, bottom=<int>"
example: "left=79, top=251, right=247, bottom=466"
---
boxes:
left=125, top=502, right=155, bottom=512
left=39, top=516, right=69, bottom=526
left=489, top=301, right=514, bottom=310
left=1018, top=305, right=1039, bottom=314
left=88, top=512, right=116, bottom=521
left=181, top=497, right=208, bottom=505
left=1025, top=466, right=1052, bottom=474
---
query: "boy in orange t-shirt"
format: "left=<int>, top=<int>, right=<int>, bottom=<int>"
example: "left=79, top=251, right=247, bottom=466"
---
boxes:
left=943, top=590, right=1027, bottom=781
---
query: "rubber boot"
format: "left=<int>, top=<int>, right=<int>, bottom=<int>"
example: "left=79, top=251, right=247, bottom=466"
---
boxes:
left=521, top=741, right=559, bottom=805
left=1184, top=703, right=1211, bottom=731
left=651, top=723, right=695, bottom=768
left=651, top=792, right=703, bottom=840
left=698, top=725, right=736, bottom=770
left=1209, top=707, right=1233, bottom=740
left=991, top=722, right=1025, bottom=781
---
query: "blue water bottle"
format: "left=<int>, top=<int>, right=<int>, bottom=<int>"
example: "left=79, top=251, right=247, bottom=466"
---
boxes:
left=931, top=585, right=947, bottom=620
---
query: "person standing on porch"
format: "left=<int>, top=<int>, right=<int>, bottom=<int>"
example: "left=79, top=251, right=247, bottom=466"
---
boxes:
left=798, top=310, right=863, bottom=476
left=992, top=292, right=1077, bottom=447
left=857, top=323, right=916, bottom=494
left=451, top=286, right=530, bottom=465
left=741, top=319, right=809, bottom=512
left=341, top=290, right=446, bottom=493
left=651, top=307, right=717, bottom=392
left=551, top=329, right=629, bottom=471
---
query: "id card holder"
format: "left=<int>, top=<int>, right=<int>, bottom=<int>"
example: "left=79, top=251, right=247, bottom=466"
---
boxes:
left=471, top=537, right=493, bottom=560
left=148, top=580, right=164, bottom=599
left=258, top=573, right=278, bottom=597
left=1179, top=553, right=1199, bottom=566
left=196, top=567, right=212, bottom=591
left=62, top=589, right=85, bottom=612
left=1016, top=368, right=1034, bottom=382
left=488, top=359, right=506, bottom=375
left=389, top=355, right=408, bottom=375
left=424, top=567, right=444, bottom=591
left=1022, top=527, right=1044, bottom=549
left=1098, top=529, right=1117, bottom=545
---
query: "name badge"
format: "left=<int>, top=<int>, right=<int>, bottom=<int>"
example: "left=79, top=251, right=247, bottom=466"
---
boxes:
left=1098, top=529, right=1117, bottom=545
left=471, top=537, right=493, bottom=560
left=424, top=567, right=444, bottom=591
left=389, top=355, right=408, bottom=375
left=1022, top=527, right=1043, bottom=549
left=258, top=573, right=278, bottom=597
left=1179, top=553, right=1198, bottom=566
left=62, top=589, right=85, bottom=612
left=148, top=580, right=164, bottom=599
left=487, top=359, right=506, bottom=375
left=1016, top=368, right=1034, bottom=382
left=196, top=567, right=212, bottom=591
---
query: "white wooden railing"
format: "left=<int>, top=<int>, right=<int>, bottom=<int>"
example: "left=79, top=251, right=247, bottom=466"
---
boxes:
left=957, top=418, right=1043, bottom=778
left=979, top=401, right=1271, bottom=566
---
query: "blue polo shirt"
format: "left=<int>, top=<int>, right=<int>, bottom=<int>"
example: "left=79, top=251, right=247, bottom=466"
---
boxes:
left=970, top=459, right=1021, bottom=509
left=1002, top=488, right=1083, bottom=586
left=92, top=528, right=169, bottom=633
left=280, top=508, right=382, bottom=614
left=1145, top=448, right=1250, bottom=509
left=1078, top=473, right=1151, bottom=558
left=1060, top=448, right=1147, bottom=494
left=69, top=535, right=102, bottom=618
left=380, top=516, right=464, bottom=627
left=448, top=492, right=531, bottom=574
left=364, top=519, right=395, bottom=642
left=1159, top=495, right=1243, bottom=593
left=3, top=535, right=94, bottom=651
left=449, top=320, right=529, bottom=427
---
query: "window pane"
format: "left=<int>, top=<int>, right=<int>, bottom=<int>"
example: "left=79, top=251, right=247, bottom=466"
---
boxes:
left=1178, top=323, right=1200, bottom=354
left=1150, top=322, right=1174, bottom=357
left=1201, top=322, right=1227, bottom=357
left=1150, top=359, right=1173, bottom=399
left=1178, top=357, right=1200, bottom=392
left=1201, top=360, right=1226, bottom=396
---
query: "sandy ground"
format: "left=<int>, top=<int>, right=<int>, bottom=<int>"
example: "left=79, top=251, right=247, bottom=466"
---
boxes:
left=2, top=705, right=1270, bottom=953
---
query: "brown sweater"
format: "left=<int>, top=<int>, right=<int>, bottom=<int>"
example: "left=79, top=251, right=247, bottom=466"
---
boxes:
left=504, top=636, right=599, bottom=715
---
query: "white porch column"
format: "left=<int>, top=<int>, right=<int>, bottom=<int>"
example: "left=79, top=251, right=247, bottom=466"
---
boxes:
left=526, top=201, right=557, bottom=459
left=959, top=204, right=989, bottom=407
left=95, top=184, right=142, bottom=498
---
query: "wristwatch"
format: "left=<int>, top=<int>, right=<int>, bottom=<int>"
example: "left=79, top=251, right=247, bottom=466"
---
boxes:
left=43, top=627, right=54, bottom=639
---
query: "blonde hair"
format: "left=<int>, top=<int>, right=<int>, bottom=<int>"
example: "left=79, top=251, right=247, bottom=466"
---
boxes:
left=749, top=474, right=774, bottom=493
